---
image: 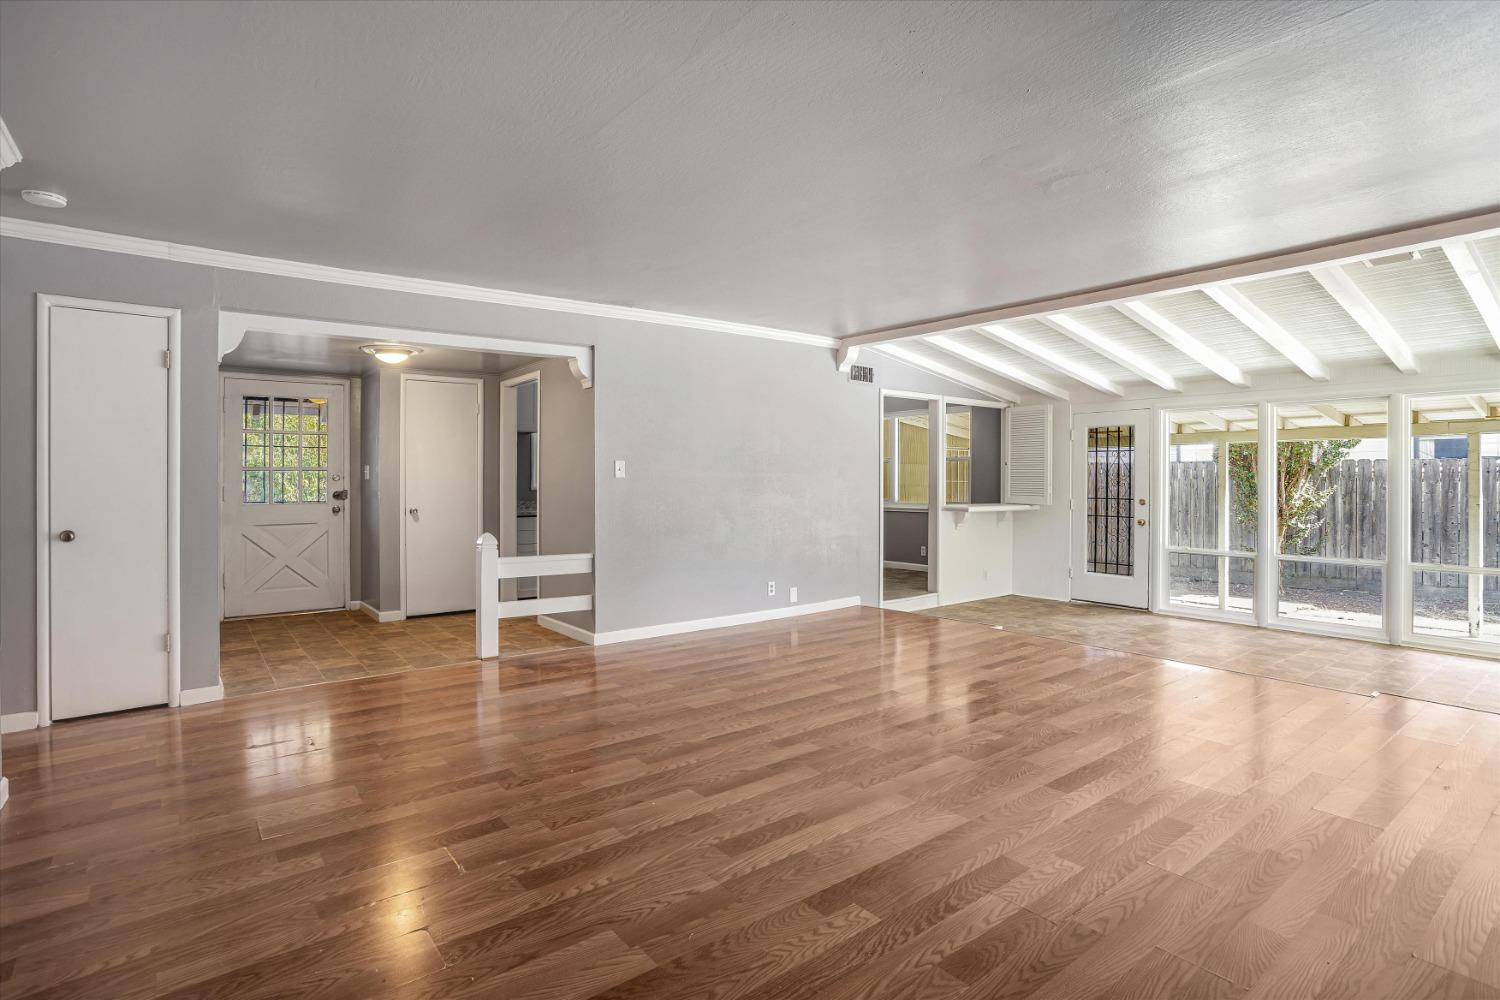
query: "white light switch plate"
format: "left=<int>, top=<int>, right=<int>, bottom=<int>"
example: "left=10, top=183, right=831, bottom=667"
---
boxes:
left=614, top=460, right=626, bottom=479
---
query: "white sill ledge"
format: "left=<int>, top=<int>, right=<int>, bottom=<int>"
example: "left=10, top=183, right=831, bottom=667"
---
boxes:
left=943, top=503, right=1040, bottom=512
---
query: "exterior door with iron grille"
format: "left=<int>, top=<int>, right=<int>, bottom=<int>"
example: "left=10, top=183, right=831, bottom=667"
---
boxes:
left=1070, top=410, right=1151, bottom=608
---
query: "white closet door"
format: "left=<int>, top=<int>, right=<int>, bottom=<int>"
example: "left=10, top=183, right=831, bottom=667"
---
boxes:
left=49, top=306, right=171, bottom=719
left=403, top=376, right=482, bottom=616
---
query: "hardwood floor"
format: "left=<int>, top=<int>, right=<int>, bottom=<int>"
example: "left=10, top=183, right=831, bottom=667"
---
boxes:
left=924, top=595, right=1500, bottom=714
left=219, top=610, right=582, bottom=698
left=3, top=608, right=1498, bottom=999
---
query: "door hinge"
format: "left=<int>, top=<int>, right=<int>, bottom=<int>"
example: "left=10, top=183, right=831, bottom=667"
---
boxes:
left=163, top=349, right=172, bottom=369
left=164, top=633, right=173, bottom=653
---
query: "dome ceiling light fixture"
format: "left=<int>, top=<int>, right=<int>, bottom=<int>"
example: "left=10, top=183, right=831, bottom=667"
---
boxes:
left=360, top=343, right=422, bottom=365
left=21, top=188, right=68, bottom=209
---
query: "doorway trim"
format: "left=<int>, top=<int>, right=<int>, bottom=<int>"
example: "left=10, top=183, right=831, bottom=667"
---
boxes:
left=36, top=294, right=181, bottom=727
left=398, top=373, right=485, bottom=617
left=499, top=369, right=543, bottom=602
left=216, top=370, right=356, bottom=618
left=878, top=389, right=941, bottom=609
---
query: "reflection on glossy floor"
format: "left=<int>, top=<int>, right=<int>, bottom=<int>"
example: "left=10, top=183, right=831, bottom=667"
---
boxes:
left=4, top=607, right=1498, bottom=999
left=883, top=566, right=931, bottom=600
left=219, top=609, right=581, bottom=697
left=923, top=595, right=1500, bottom=714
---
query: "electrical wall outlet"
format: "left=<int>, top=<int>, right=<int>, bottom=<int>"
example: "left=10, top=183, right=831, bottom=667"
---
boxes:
left=363, top=464, right=370, bottom=481
left=789, top=587, right=798, bottom=604
left=920, top=545, right=926, bottom=557
left=614, top=460, right=626, bottom=478
left=767, top=581, right=776, bottom=597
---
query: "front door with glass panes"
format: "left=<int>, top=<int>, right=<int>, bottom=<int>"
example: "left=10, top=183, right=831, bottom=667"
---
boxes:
left=221, top=376, right=348, bottom=618
left=1071, top=410, right=1151, bottom=607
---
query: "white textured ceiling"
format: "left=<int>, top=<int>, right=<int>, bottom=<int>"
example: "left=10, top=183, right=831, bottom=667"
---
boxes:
left=1, top=0, right=1497, bottom=338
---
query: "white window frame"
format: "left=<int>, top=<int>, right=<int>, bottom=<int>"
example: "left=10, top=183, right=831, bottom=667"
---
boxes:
left=1146, top=383, right=1499, bottom=660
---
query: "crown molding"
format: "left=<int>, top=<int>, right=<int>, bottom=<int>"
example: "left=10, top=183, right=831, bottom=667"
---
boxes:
left=0, top=215, right=837, bottom=349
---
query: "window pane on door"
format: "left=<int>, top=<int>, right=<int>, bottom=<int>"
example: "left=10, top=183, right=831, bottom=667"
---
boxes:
left=242, top=394, right=330, bottom=504
left=1087, top=426, right=1134, bottom=575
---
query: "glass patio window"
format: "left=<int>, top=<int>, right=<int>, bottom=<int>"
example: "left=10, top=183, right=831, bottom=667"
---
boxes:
left=1273, top=399, right=1387, bottom=632
left=1409, top=395, right=1498, bottom=648
left=1164, top=410, right=1257, bottom=615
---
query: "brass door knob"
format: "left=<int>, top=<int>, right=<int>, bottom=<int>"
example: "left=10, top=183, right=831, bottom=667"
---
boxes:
left=1136, top=518, right=1147, bottom=526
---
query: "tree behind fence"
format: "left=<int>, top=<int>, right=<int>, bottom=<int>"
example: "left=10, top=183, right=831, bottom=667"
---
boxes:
left=1168, top=457, right=1499, bottom=594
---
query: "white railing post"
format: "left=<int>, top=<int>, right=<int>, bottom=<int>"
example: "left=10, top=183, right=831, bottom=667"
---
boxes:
left=476, top=532, right=499, bottom=659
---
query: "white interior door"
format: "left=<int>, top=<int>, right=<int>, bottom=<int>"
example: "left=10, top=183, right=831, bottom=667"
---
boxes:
left=221, top=377, right=348, bottom=618
left=48, top=304, right=172, bottom=720
left=1071, top=409, right=1151, bottom=608
left=403, top=376, right=482, bottom=616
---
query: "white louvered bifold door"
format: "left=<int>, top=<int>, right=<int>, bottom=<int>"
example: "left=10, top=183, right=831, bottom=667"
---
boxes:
left=1002, top=404, right=1052, bottom=506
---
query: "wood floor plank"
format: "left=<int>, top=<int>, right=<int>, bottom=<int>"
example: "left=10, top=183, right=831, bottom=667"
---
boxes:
left=1, top=607, right=1495, bottom=999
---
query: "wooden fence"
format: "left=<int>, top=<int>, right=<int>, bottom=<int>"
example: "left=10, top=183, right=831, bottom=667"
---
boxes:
left=1167, top=457, right=1499, bottom=595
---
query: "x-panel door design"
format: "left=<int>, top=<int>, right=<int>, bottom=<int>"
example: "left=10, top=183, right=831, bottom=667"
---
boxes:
left=1071, top=409, right=1151, bottom=608
left=221, top=376, right=349, bottom=618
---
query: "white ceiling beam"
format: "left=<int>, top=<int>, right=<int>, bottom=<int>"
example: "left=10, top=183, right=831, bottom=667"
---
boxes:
left=1464, top=395, right=1489, bottom=418
left=1308, top=403, right=1358, bottom=427
left=975, top=324, right=1122, bottom=396
left=1442, top=239, right=1500, bottom=351
left=925, top=335, right=1069, bottom=400
left=0, top=116, right=20, bottom=171
left=835, top=211, right=1500, bottom=349
left=874, top=344, right=1020, bottom=403
left=1309, top=265, right=1419, bottom=373
left=1203, top=285, right=1329, bottom=381
left=1115, top=300, right=1249, bottom=387
left=1037, top=313, right=1180, bottom=392
left=1179, top=411, right=1230, bottom=432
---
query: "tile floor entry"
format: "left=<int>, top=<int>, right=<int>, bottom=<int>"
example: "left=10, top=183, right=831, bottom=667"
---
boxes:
left=219, top=609, right=582, bottom=698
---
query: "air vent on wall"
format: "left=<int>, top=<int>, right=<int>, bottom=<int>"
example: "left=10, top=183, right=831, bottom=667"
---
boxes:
left=848, top=364, right=875, bottom=383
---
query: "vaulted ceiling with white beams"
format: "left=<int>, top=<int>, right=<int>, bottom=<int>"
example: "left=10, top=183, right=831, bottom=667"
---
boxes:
left=845, top=218, right=1500, bottom=404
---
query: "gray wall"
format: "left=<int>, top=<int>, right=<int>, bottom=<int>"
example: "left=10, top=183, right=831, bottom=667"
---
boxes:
left=883, top=509, right=928, bottom=565
left=359, top=373, right=382, bottom=604
left=971, top=405, right=1003, bottom=504
left=0, top=236, right=987, bottom=713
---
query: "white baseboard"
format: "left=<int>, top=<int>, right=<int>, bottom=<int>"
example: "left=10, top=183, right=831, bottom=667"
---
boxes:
left=537, top=615, right=597, bottom=645
left=0, top=776, right=9, bottom=813
left=354, top=601, right=406, bottom=623
left=1, top=712, right=39, bottom=734
left=883, top=560, right=929, bottom=572
left=1009, top=590, right=1069, bottom=603
left=179, top=684, right=224, bottom=707
left=882, top=593, right=941, bottom=612
left=592, top=597, right=861, bottom=646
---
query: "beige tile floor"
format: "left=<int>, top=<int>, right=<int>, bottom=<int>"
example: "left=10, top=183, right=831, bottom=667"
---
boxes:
left=219, top=609, right=582, bottom=698
left=882, top=566, right=931, bottom=601
left=920, top=594, right=1500, bottom=713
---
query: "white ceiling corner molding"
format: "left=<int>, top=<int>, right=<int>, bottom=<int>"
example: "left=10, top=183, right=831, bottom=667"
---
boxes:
left=218, top=311, right=595, bottom=388
left=0, top=216, right=835, bottom=350
left=0, top=117, right=20, bottom=170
